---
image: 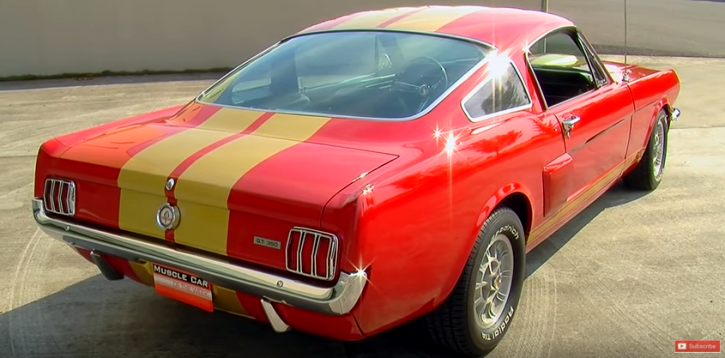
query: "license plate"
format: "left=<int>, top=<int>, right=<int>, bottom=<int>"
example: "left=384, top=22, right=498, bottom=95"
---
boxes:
left=152, top=263, right=213, bottom=312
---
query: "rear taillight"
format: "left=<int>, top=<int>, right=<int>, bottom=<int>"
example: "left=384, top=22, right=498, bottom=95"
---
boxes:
left=43, top=178, right=76, bottom=216
left=285, top=227, right=338, bottom=281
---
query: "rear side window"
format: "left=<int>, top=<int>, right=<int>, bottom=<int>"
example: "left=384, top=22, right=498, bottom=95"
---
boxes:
left=463, top=62, right=531, bottom=120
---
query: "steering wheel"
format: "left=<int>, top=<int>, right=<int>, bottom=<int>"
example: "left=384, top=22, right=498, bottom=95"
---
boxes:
left=392, top=56, right=450, bottom=113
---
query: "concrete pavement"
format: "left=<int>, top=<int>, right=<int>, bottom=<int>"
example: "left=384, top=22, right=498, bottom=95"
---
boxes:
left=0, top=56, right=723, bottom=358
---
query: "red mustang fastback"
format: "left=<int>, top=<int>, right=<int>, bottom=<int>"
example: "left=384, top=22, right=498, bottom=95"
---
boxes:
left=32, top=6, right=681, bottom=356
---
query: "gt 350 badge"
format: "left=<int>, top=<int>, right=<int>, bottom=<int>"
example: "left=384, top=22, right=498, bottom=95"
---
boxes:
left=254, top=236, right=281, bottom=250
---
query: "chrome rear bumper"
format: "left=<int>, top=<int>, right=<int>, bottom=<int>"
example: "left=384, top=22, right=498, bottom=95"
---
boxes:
left=31, top=198, right=367, bottom=331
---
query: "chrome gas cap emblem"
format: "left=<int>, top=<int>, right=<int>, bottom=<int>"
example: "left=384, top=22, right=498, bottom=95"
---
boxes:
left=156, top=203, right=180, bottom=230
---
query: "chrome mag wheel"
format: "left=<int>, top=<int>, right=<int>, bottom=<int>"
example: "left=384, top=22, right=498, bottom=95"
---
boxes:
left=652, top=118, right=666, bottom=180
left=475, top=233, right=514, bottom=329
left=424, top=207, right=525, bottom=356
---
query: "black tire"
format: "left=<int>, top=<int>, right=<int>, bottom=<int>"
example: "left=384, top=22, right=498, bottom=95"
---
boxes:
left=623, top=109, right=669, bottom=191
left=424, top=207, right=526, bottom=357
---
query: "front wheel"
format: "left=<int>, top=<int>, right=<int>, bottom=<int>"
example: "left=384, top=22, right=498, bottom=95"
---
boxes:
left=424, top=207, right=526, bottom=356
left=623, top=109, right=669, bottom=191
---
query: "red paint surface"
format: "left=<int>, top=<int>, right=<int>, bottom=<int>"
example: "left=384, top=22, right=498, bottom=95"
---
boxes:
left=225, top=138, right=398, bottom=271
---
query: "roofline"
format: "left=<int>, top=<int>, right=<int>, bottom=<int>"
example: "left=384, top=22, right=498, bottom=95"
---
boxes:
left=297, top=6, right=576, bottom=48
left=282, top=28, right=498, bottom=51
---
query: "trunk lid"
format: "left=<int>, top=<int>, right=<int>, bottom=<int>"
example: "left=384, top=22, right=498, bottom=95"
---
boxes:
left=49, top=103, right=397, bottom=274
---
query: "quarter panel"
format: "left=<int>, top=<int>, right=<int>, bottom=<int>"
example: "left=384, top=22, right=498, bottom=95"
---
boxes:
left=338, top=111, right=565, bottom=336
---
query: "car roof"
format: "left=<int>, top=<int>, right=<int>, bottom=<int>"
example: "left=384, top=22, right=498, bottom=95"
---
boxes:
left=298, top=6, right=574, bottom=51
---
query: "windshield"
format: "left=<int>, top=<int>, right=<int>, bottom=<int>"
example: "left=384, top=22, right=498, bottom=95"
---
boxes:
left=197, top=31, right=491, bottom=120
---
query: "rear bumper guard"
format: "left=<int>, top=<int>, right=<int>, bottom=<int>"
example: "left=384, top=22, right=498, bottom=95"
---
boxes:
left=31, top=199, right=367, bottom=332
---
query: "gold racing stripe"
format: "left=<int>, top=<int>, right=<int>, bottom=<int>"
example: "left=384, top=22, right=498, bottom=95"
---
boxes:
left=212, top=286, right=250, bottom=317
left=172, top=113, right=332, bottom=256
left=382, top=6, right=483, bottom=32
left=331, top=7, right=421, bottom=29
left=128, top=261, right=155, bottom=286
left=117, top=108, right=261, bottom=239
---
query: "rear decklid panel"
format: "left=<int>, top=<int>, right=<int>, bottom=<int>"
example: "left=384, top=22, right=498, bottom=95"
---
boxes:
left=36, top=103, right=397, bottom=274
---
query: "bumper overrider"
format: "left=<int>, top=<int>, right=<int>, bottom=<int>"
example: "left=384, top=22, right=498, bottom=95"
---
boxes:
left=31, top=198, right=368, bottom=333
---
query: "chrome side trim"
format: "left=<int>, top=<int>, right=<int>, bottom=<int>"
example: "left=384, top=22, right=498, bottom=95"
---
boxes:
left=576, top=30, right=614, bottom=85
left=460, top=53, right=534, bottom=123
left=522, top=24, right=578, bottom=111
left=523, top=25, right=617, bottom=113
left=31, top=199, right=367, bottom=316
left=464, top=104, right=533, bottom=124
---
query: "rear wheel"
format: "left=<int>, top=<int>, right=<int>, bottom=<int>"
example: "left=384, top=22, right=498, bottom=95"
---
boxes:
left=424, top=207, right=526, bottom=356
left=623, top=109, right=669, bottom=191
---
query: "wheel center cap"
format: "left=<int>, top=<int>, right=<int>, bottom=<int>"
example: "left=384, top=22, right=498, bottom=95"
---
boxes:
left=493, top=275, right=502, bottom=290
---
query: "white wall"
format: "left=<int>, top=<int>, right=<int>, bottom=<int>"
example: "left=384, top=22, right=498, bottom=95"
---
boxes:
left=3, top=0, right=718, bottom=78
left=0, top=0, right=538, bottom=77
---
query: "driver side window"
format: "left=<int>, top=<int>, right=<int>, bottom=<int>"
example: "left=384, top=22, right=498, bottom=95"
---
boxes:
left=527, top=31, right=598, bottom=108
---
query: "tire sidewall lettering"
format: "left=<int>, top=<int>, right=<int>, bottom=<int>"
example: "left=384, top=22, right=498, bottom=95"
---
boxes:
left=475, top=217, right=523, bottom=343
left=481, top=305, right=515, bottom=341
left=494, top=224, right=519, bottom=242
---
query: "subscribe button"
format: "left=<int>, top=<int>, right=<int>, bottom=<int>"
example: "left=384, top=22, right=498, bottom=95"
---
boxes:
left=675, top=340, right=721, bottom=353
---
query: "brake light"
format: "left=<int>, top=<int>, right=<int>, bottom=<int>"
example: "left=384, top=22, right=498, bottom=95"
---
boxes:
left=43, top=178, right=76, bottom=216
left=285, top=227, right=338, bottom=281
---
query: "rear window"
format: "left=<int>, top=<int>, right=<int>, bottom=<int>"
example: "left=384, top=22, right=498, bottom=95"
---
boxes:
left=197, top=31, right=490, bottom=120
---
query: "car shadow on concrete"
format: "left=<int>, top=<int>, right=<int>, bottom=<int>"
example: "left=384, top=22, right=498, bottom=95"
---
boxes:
left=0, top=181, right=650, bottom=358
left=0, top=72, right=226, bottom=92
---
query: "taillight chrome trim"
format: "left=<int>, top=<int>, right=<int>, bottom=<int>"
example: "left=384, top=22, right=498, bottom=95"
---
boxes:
left=43, top=178, right=76, bottom=216
left=285, top=227, right=339, bottom=281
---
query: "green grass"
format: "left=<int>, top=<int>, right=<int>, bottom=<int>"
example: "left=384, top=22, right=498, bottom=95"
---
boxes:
left=0, top=67, right=233, bottom=82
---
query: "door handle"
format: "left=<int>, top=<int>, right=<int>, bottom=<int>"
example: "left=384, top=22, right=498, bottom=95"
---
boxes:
left=562, top=116, right=581, bottom=138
